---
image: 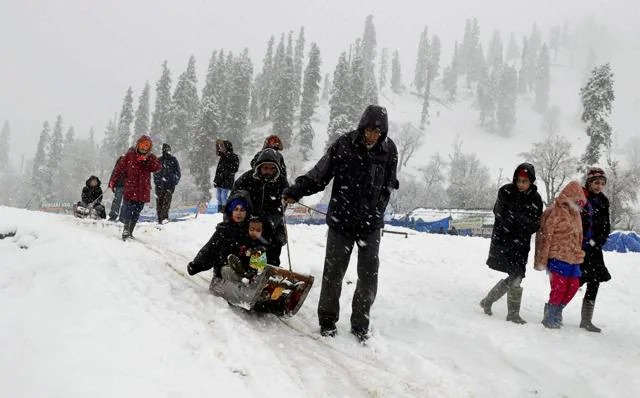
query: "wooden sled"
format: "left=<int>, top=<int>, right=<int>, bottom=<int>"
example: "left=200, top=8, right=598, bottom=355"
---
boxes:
left=209, top=265, right=314, bottom=317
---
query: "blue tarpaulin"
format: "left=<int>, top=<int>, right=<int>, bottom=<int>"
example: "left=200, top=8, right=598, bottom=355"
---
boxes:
left=603, top=231, right=640, bottom=253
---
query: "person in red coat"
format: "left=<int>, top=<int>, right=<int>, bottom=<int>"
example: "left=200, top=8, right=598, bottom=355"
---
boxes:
left=109, top=135, right=162, bottom=240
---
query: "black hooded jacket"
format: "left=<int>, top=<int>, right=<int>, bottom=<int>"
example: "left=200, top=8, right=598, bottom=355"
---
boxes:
left=214, top=141, right=240, bottom=189
left=231, top=149, right=289, bottom=239
left=154, top=146, right=181, bottom=190
left=580, top=189, right=611, bottom=283
left=81, top=176, right=103, bottom=205
left=189, top=190, right=253, bottom=277
left=486, top=163, right=544, bottom=276
left=283, top=105, right=399, bottom=238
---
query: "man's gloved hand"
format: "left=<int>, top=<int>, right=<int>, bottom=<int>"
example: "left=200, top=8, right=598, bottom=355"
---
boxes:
left=187, top=262, right=199, bottom=276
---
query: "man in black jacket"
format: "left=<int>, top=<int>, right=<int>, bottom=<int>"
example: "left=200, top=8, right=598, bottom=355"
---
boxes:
left=231, top=148, right=289, bottom=267
left=153, top=143, right=181, bottom=224
left=214, top=140, right=240, bottom=212
left=283, top=105, right=398, bottom=341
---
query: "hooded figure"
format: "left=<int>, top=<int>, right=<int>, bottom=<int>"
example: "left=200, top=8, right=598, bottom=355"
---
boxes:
left=480, top=163, right=543, bottom=324
left=109, top=135, right=162, bottom=239
left=153, top=143, right=181, bottom=224
left=213, top=140, right=240, bottom=212
left=230, top=148, right=289, bottom=267
left=535, top=181, right=587, bottom=329
left=282, top=105, right=399, bottom=341
left=250, top=135, right=287, bottom=178
left=188, top=190, right=253, bottom=278
left=79, top=176, right=106, bottom=219
left=579, top=167, right=611, bottom=332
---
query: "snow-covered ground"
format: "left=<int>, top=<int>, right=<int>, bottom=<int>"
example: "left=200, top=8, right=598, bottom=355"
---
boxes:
left=1, top=206, right=639, bottom=397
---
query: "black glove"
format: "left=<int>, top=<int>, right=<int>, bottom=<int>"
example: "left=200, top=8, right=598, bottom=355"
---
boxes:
left=187, top=262, right=199, bottom=276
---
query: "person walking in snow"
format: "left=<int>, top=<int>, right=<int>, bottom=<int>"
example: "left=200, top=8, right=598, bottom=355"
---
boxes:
left=213, top=139, right=239, bottom=213
left=108, top=135, right=162, bottom=240
left=535, top=181, right=586, bottom=329
left=480, top=163, right=543, bottom=324
left=153, top=143, right=181, bottom=224
left=231, top=148, right=289, bottom=267
left=250, top=134, right=287, bottom=180
left=187, top=191, right=252, bottom=279
left=108, top=154, right=126, bottom=222
left=282, top=105, right=399, bottom=341
left=579, top=167, right=612, bottom=332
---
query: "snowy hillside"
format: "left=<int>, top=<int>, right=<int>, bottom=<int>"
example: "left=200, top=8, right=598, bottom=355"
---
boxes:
left=2, top=206, right=639, bottom=397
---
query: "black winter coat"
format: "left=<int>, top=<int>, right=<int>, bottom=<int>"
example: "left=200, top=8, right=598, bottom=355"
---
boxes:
left=189, top=190, right=252, bottom=277
left=214, top=141, right=239, bottom=189
left=81, top=176, right=103, bottom=205
left=284, top=105, right=399, bottom=239
left=580, top=191, right=611, bottom=283
left=231, top=149, right=289, bottom=245
left=486, top=163, right=543, bottom=277
left=154, top=153, right=181, bottom=190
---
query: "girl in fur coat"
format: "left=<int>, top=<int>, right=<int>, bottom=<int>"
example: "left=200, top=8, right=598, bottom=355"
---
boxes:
left=534, top=181, right=586, bottom=329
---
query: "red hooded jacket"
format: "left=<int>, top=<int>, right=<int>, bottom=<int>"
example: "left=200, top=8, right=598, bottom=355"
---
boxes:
left=109, top=136, right=162, bottom=203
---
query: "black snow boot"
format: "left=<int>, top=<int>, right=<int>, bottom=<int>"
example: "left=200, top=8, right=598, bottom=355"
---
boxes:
left=580, top=299, right=602, bottom=333
left=351, top=327, right=369, bottom=343
left=320, top=324, right=337, bottom=337
left=122, top=221, right=132, bottom=241
left=479, top=279, right=508, bottom=316
left=506, top=286, right=527, bottom=324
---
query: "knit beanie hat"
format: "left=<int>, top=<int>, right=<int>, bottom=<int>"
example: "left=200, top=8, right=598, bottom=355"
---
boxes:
left=586, top=167, right=607, bottom=184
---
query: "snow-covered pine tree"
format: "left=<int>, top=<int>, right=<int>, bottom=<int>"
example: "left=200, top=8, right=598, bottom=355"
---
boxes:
left=390, top=50, right=403, bottom=94
left=466, top=20, right=484, bottom=87
left=299, top=42, right=322, bottom=160
left=414, top=26, right=430, bottom=94
left=271, top=53, right=296, bottom=147
left=191, top=96, right=220, bottom=203
left=487, top=30, right=503, bottom=70
left=202, top=51, right=218, bottom=100
left=226, top=49, right=253, bottom=150
left=293, top=27, right=306, bottom=109
left=428, top=35, right=441, bottom=81
left=518, top=38, right=535, bottom=94
left=326, top=114, right=352, bottom=150
left=32, top=121, right=51, bottom=203
left=459, top=19, right=472, bottom=75
left=170, top=55, right=200, bottom=153
left=580, top=63, right=615, bottom=167
left=270, top=35, right=286, bottom=120
left=496, top=66, right=518, bottom=135
left=379, top=48, right=389, bottom=89
left=134, top=82, right=150, bottom=138
left=249, top=78, right=260, bottom=123
left=150, top=61, right=173, bottom=143
left=59, top=126, right=80, bottom=201
left=477, top=67, right=497, bottom=129
left=349, top=40, right=366, bottom=124
left=361, top=15, right=378, bottom=106
left=328, top=52, right=351, bottom=130
left=48, top=115, right=65, bottom=199
left=534, top=44, right=550, bottom=113
left=442, top=42, right=459, bottom=100
left=420, top=68, right=432, bottom=129
left=258, top=37, right=275, bottom=120
left=0, top=121, right=10, bottom=173
left=100, top=118, right=118, bottom=176
left=321, top=73, right=331, bottom=102
left=116, top=87, right=134, bottom=155
left=529, top=23, right=542, bottom=55
left=506, top=32, right=520, bottom=63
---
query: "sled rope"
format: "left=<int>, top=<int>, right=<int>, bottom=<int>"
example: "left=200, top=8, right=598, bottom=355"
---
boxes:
left=283, top=204, right=293, bottom=272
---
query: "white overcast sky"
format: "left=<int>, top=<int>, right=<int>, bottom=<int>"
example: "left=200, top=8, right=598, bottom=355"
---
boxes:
left=1, top=0, right=639, bottom=163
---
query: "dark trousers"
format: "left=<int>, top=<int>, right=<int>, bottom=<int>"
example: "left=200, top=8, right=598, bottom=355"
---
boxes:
left=318, top=227, right=381, bottom=332
left=122, top=200, right=145, bottom=223
left=155, top=187, right=174, bottom=222
left=109, top=186, right=124, bottom=221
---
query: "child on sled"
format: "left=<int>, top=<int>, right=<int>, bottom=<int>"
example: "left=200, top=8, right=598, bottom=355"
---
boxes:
left=75, top=175, right=106, bottom=219
left=222, top=216, right=269, bottom=283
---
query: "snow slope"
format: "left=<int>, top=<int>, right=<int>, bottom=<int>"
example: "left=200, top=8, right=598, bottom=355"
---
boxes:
left=1, top=206, right=639, bottom=397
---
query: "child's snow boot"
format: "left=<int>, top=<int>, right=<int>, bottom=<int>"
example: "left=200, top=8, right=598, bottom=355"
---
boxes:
left=479, top=279, right=508, bottom=315
left=506, top=286, right=527, bottom=324
left=542, top=303, right=561, bottom=329
left=580, top=299, right=602, bottom=333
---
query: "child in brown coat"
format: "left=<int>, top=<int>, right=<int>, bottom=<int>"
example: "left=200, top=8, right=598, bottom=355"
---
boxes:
left=535, top=181, right=586, bottom=329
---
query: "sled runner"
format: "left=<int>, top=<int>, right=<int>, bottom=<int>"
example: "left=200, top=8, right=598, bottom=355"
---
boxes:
left=209, top=265, right=314, bottom=317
